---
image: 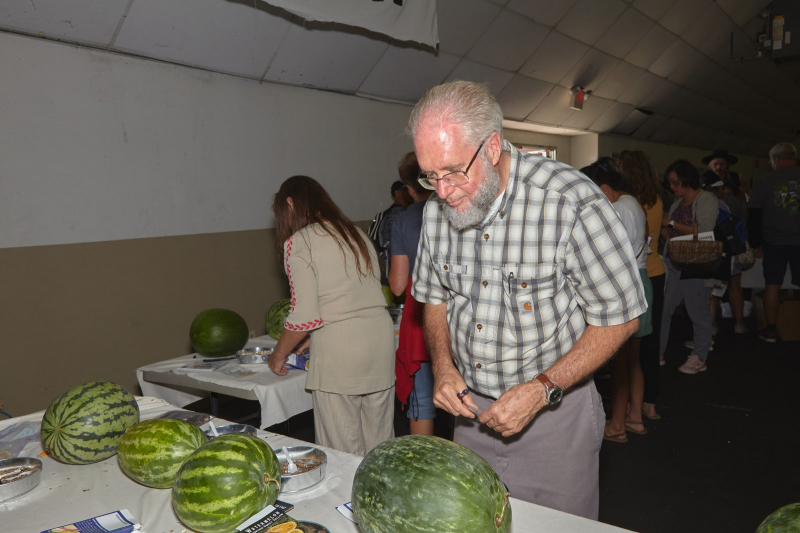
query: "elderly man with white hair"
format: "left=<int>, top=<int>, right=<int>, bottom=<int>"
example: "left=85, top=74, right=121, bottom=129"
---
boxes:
left=748, top=142, right=800, bottom=342
left=408, top=80, right=646, bottom=519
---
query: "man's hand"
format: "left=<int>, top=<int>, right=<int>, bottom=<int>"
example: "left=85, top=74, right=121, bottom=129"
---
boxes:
left=432, top=365, right=478, bottom=419
left=267, top=351, right=289, bottom=376
left=479, top=381, right=545, bottom=437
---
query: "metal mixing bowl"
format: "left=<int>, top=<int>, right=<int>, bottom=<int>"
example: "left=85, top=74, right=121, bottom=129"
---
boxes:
left=0, top=457, right=42, bottom=503
left=203, top=423, right=258, bottom=439
left=237, top=346, right=273, bottom=364
left=275, top=446, right=327, bottom=493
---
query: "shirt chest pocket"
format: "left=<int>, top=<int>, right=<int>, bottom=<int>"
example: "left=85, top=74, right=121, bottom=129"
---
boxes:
left=501, top=262, right=559, bottom=345
left=434, top=258, right=470, bottom=298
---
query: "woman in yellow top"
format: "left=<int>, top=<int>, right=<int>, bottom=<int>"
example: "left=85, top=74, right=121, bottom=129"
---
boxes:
left=618, top=150, right=666, bottom=422
left=268, top=176, right=395, bottom=456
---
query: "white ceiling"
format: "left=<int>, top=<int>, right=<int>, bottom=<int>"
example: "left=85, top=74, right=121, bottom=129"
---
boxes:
left=1, top=0, right=796, bottom=156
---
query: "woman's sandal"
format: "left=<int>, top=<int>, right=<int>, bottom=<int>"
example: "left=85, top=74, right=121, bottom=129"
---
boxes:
left=603, top=431, right=628, bottom=443
left=624, top=422, right=648, bottom=435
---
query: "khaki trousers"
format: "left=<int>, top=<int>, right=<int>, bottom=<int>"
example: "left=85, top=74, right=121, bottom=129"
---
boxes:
left=311, top=387, right=395, bottom=456
left=454, top=380, right=605, bottom=520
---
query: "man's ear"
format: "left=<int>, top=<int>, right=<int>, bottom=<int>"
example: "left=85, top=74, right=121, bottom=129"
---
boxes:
left=488, top=131, right=503, bottom=165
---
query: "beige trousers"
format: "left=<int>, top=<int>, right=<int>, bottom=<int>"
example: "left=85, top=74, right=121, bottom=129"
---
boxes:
left=311, top=387, right=395, bottom=456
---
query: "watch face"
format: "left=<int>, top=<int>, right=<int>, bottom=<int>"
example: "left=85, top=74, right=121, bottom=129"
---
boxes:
left=549, top=388, right=564, bottom=404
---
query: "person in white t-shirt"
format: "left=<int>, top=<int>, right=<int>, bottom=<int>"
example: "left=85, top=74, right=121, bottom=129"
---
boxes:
left=582, top=159, right=652, bottom=443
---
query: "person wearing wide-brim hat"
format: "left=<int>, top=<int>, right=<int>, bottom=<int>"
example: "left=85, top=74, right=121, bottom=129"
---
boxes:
left=702, top=148, right=750, bottom=198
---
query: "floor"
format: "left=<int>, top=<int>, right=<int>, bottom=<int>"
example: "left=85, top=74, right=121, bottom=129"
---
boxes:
left=190, top=310, right=799, bottom=533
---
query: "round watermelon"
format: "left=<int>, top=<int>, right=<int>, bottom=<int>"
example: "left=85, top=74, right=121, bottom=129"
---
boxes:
left=190, top=308, right=249, bottom=358
left=757, top=503, right=800, bottom=533
left=265, top=299, right=291, bottom=339
left=352, top=435, right=511, bottom=533
left=118, top=419, right=206, bottom=488
left=41, top=381, right=140, bottom=465
left=172, top=434, right=281, bottom=533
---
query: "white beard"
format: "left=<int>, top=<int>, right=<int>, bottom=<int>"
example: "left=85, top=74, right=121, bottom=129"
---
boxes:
left=442, top=154, right=501, bottom=230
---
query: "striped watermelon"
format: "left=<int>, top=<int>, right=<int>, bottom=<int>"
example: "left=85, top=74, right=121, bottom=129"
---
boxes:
left=172, top=434, right=281, bottom=533
left=757, top=503, right=800, bottom=532
left=117, top=419, right=206, bottom=488
left=41, top=381, right=140, bottom=465
left=352, top=435, right=512, bottom=533
left=265, top=299, right=291, bottom=339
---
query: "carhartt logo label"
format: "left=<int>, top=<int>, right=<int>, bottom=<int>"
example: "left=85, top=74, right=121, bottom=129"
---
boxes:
left=522, top=301, right=533, bottom=313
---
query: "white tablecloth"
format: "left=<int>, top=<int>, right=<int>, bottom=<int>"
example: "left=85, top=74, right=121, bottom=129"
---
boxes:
left=0, top=397, right=633, bottom=533
left=136, top=336, right=313, bottom=428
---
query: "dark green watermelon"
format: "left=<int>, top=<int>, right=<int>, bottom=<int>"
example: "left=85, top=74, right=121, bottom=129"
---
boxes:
left=189, top=308, right=249, bottom=358
left=172, top=434, right=281, bottom=533
left=41, top=381, right=140, bottom=465
left=352, top=435, right=511, bottom=533
left=757, top=503, right=800, bottom=533
left=118, top=419, right=206, bottom=488
left=265, top=299, right=291, bottom=339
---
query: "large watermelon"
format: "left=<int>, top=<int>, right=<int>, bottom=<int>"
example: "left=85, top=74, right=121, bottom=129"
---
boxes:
left=757, top=503, right=800, bottom=532
left=190, top=308, right=249, bottom=358
left=265, top=299, right=291, bottom=339
left=117, top=419, right=206, bottom=488
left=41, top=381, right=140, bottom=465
left=172, top=434, right=281, bottom=533
left=352, top=435, right=511, bottom=533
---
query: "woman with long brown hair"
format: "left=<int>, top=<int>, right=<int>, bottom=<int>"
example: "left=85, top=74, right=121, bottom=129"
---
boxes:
left=268, top=176, right=395, bottom=456
left=618, top=150, right=666, bottom=421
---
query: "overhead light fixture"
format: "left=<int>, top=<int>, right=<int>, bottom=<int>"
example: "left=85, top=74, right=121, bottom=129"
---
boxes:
left=570, top=87, right=591, bottom=111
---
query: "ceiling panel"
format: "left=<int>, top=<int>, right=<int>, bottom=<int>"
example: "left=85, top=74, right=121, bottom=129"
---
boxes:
left=525, top=86, right=577, bottom=126
left=115, top=0, right=290, bottom=80
left=667, top=50, right=710, bottom=87
left=638, top=78, right=680, bottom=112
left=357, top=46, right=460, bottom=103
left=467, top=10, right=551, bottom=71
left=697, top=17, right=738, bottom=61
left=618, top=71, right=667, bottom=106
left=264, top=24, right=388, bottom=92
left=625, top=23, right=678, bottom=69
left=612, top=108, right=654, bottom=135
left=590, top=101, right=636, bottom=132
left=592, top=61, right=645, bottom=100
left=0, top=0, right=130, bottom=47
left=561, top=96, right=615, bottom=129
left=716, top=0, right=771, bottom=27
left=681, top=3, right=726, bottom=49
left=632, top=0, right=678, bottom=21
left=556, top=0, right=628, bottom=46
left=506, top=0, right=578, bottom=27
left=559, top=49, right=620, bottom=91
left=649, top=117, right=693, bottom=143
left=444, top=59, right=515, bottom=96
left=660, top=0, right=714, bottom=36
left=656, top=86, right=693, bottom=116
left=519, top=31, right=589, bottom=84
left=594, top=7, right=655, bottom=59
left=631, top=113, right=670, bottom=139
left=648, top=39, right=694, bottom=78
left=496, top=75, right=556, bottom=121
left=436, top=0, right=501, bottom=56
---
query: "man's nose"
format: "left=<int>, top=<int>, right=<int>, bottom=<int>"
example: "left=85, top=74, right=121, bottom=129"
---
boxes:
left=435, top=179, right=455, bottom=196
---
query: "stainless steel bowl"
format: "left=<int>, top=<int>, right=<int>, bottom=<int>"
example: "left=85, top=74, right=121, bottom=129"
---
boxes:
left=275, top=446, right=327, bottom=493
left=0, top=457, right=42, bottom=503
left=203, top=423, right=258, bottom=439
left=237, top=346, right=273, bottom=364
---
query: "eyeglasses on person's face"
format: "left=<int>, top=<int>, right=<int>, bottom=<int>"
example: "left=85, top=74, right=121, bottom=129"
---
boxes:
left=417, top=136, right=489, bottom=191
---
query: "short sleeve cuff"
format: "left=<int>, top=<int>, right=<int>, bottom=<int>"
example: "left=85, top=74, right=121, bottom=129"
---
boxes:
left=583, top=302, right=647, bottom=328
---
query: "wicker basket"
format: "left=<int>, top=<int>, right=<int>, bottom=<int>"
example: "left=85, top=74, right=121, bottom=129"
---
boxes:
left=668, top=220, right=723, bottom=272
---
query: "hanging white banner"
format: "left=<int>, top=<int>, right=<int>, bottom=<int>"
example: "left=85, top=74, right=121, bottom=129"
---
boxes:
left=261, top=0, right=438, bottom=48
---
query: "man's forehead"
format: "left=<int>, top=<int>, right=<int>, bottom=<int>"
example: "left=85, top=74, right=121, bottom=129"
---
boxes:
left=710, top=158, right=727, bottom=166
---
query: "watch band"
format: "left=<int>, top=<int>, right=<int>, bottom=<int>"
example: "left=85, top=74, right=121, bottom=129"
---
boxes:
left=535, top=373, right=558, bottom=392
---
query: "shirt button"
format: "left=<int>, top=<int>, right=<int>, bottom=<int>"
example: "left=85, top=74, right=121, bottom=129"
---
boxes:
left=521, top=282, right=528, bottom=288
left=484, top=234, right=490, bottom=240
left=477, top=324, right=483, bottom=330
left=443, top=265, right=448, bottom=271
left=476, top=363, right=482, bottom=369
left=482, top=280, right=488, bottom=287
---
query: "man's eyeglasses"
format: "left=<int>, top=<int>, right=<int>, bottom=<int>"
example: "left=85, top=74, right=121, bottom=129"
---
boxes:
left=417, top=137, right=488, bottom=191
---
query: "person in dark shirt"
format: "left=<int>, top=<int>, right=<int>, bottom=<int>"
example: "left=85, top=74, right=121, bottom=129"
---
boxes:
left=367, top=181, right=412, bottom=284
left=748, top=142, right=800, bottom=342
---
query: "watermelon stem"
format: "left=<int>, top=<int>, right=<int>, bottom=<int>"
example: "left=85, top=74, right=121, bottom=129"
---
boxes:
left=264, top=474, right=281, bottom=492
left=494, top=492, right=510, bottom=528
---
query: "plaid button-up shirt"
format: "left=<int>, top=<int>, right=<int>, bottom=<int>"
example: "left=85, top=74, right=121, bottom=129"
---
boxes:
left=412, top=141, right=646, bottom=399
